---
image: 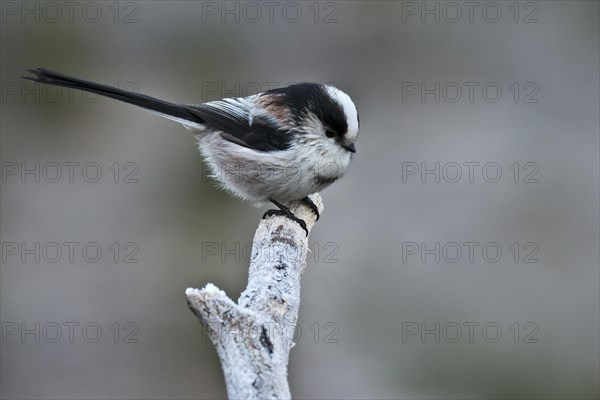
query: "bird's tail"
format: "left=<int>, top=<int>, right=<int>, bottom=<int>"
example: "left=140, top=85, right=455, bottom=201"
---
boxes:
left=23, top=68, right=205, bottom=127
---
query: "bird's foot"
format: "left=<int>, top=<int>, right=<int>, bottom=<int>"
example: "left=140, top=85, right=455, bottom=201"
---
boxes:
left=263, top=199, right=309, bottom=236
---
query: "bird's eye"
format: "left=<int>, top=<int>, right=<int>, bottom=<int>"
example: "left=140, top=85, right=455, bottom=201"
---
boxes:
left=325, top=129, right=336, bottom=138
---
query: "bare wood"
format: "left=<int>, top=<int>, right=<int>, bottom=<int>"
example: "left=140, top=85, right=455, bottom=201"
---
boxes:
left=186, top=194, right=323, bottom=399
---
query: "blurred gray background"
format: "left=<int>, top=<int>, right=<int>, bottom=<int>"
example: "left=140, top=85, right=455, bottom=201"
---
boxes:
left=1, top=1, right=598, bottom=399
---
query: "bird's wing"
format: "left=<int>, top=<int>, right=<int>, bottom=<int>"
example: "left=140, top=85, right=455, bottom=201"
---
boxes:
left=185, top=97, right=293, bottom=152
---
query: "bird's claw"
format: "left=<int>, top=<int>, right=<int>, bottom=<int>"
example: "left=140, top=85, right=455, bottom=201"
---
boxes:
left=263, top=205, right=309, bottom=236
left=301, top=196, right=320, bottom=221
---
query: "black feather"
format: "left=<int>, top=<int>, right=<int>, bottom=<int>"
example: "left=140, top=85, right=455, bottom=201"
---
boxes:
left=264, top=83, right=348, bottom=136
left=187, top=104, right=293, bottom=152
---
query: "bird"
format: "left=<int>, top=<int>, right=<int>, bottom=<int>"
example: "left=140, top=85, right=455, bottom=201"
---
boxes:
left=23, top=68, right=359, bottom=235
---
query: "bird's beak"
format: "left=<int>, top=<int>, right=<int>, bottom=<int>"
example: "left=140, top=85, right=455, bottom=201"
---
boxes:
left=342, top=142, right=356, bottom=153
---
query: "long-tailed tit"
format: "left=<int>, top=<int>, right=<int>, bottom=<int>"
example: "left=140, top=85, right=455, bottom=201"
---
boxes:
left=23, top=68, right=359, bottom=234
